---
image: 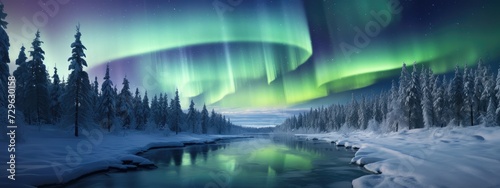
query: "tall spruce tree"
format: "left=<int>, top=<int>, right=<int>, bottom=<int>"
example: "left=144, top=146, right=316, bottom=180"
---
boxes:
left=187, top=100, right=197, bottom=133
left=347, top=95, right=359, bottom=128
left=432, top=76, right=446, bottom=127
left=92, top=76, right=99, bottom=119
left=449, top=66, right=464, bottom=126
left=201, top=104, right=209, bottom=134
left=133, top=88, right=144, bottom=129
left=481, top=73, right=495, bottom=118
left=25, top=30, right=50, bottom=124
left=98, top=64, right=115, bottom=132
left=421, top=68, right=435, bottom=127
left=158, top=93, right=168, bottom=128
left=13, top=46, right=28, bottom=112
left=150, top=94, right=161, bottom=128
left=474, top=61, right=485, bottom=116
left=406, top=64, right=423, bottom=129
left=485, top=98, right=497, bottom=126
left=463, top=65, right=475, bottom=126
left=210, top=109, right=217, bottom=132
left=117, top=77, right=133, bottom=129
left=50, top=67, right=62, bottom=123
left=142, top=91, right=150, bottom=127
left=358, top=96, right=368, bottom=129
left=390, top=63, right=410, bottom=130
left=62, top=25, right=92, bottom=136
left=170, top=89, right=182, bottom=134
left=150, top=95, right=161, bottom=128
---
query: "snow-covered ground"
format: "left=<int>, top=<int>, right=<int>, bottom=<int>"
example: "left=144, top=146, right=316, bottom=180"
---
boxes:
left=297, top=125, right=500, bottom=188
left=0, top=125, right=247, bottom=187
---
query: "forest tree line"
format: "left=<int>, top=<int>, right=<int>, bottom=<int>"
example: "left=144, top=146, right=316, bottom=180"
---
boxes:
left=276, top=62, right=500, bottom=133
left=0, top=5, right=242, bottom=137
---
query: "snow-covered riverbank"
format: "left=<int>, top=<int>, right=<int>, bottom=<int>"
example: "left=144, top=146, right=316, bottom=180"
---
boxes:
left=0, top=125, right=248, bottom=187
left=297, top=125, right=500, bottom=188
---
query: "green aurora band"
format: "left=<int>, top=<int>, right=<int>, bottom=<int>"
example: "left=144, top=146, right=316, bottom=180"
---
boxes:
left=6, top=0, right=500, bottom=108
left=88, top=0, right=314, bottom=107
left=79, top=0, right=500, bottom=108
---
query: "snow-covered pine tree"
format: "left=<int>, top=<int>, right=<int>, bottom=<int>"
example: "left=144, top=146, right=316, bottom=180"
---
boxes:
left=210, top=109, right=216, bottom=132
left=481, top=71, right=495, bottom=119
left=406, top=63, right=423, bottom=129
left=170, top=89, right=182, bottom=134
left=201, top=104, right=209, bottom=134
left=92, top=76, right=99, bottom=109
left=62, top=25, right=93, bottom=136
left=484, top=97, right=497, bottom=127
left=13, top=46, right=28, bottom=112
left=155, top=93, right=163, bottom=128
left=398, top=63, right=410, bottom=126
left=227, top=118, right=232, bottom=133
left=187, top=100, right=197, bottom=133
left=160, top=93, right=168, bottom=128
left=358, top=96, right=368, bottom=129
left=463, top=65, right=475, bottom=126
left=218, top=114, right=224, bottom=134
left=93, top=77, right=99, bottom=95
left=98, top=64, right=115, bottom=132
left=168, top=98, right=175, bottom=128
left=0, top=3, right=9, bottom=108
left=449, top=66, right=464, bottom=126
left=432, top=76, right=446, bottom=127
left=142, top=91, right=150, bottom=128
left=441, top=75, right=453, bottom=124
left=380, top=92, right=389, bottom=121
left=25, top=30, right=50, bottom=124
left=474, top=61, right=485, bottom=115
left=133, top=88, right=144, bottom=129
left=346, top=95, right=359, bottom=129
left=373, top=96, right=383, bottom=124
left=150, top=94, right=161, bottom=128
left=385, top=63, right=410, bottom=131
left=421, top=67, right=435, bottom=127
left=50, top=67, right=62, bottom=123
left=386, top=80, right=402, bottom=131
left=89, top=76, right=100, bottom=122
left=116, top=77, right=133, bottom=129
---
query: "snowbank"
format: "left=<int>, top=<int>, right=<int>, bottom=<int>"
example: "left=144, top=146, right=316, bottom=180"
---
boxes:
left=297, top=125, right=500, bottom=188
left=0, top=125, right=247, bottom=187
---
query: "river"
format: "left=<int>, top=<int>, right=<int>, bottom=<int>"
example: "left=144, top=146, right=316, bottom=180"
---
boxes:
left=66, top=136, right=368, bottom=188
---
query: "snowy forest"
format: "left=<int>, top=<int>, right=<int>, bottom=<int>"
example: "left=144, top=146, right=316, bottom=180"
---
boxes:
left=276, top=62, right=500, bottom=133
left=0, top=14, right=246, bottom=137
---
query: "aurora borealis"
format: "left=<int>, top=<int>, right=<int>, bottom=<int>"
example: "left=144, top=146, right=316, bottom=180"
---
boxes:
left=4, top=0, right=500, bottom=126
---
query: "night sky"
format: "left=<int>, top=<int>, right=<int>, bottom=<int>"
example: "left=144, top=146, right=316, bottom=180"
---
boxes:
left=3, top=0, right=500, bottom=126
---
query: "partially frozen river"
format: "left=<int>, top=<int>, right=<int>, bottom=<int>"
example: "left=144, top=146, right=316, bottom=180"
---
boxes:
left=66, top=136, right=368, bottom=187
